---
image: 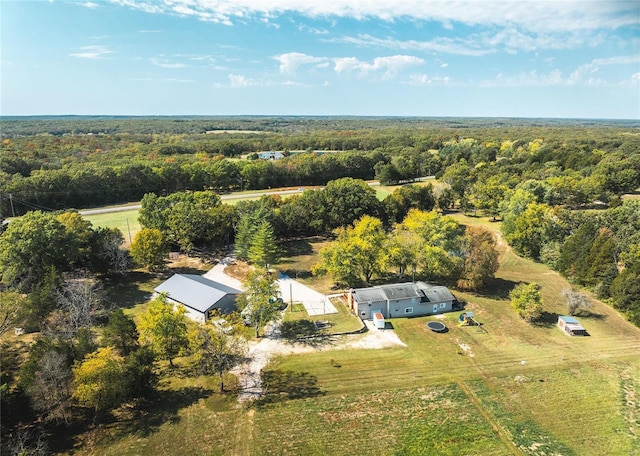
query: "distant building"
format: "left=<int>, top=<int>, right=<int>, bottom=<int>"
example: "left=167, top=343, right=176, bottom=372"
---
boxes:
left=258, top=151, right=285, bottom=160
left=557, top=315, right=588, bottom=336
left=154, top=274, right=241, bottom=324
left=347, top=282, right=457, bottom=320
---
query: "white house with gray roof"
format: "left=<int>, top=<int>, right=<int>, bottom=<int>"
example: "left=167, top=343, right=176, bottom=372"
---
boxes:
left=154, top=274, right=241, bottom=324
left=347, top=282, right=456, bottom=320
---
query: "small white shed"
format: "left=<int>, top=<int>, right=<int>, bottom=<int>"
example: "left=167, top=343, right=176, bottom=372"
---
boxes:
left=557, top=315, right=588, bottom=336
left=373, top=311, right=385, bottom=330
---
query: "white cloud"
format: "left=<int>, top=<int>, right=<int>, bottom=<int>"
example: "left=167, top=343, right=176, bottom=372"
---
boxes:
left=489, top=70, right=565, bottom=87
left=70, top=45, right=113, bottom=59
left=330, top=33, right=491, bottom=56
left=229, top=74, right=251, bottom=88
left=569, top=54, right=640, bottom=85
left=329, top=28, right=607, bottom=56
left=214, top=73, right=307, bottom=88
left=333, top=55, right=424, bottom=78
left=150, top=57, right=186, bottom=68
left=275, top=52, right=327, bottom=73
left=297, top=24, right=329, bottom=35
left=81, top=2, right=99, bottom=9
left=106, top=0, right=638, bottom=32
left=407, top=73, right=451, bottom=85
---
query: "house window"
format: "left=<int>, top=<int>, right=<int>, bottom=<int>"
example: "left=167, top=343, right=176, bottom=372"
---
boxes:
left=405, top=307, right=414, bottom=314
left=440, top=303, right=446, bottom=309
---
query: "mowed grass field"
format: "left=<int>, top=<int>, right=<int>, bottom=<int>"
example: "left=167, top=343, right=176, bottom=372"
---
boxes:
left=73, top=206, right=640, bottom=455
left=84, top=209, right=141, bottom=247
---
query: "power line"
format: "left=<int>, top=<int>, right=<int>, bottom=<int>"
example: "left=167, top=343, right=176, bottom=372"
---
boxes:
left=8, top=195, right=57, bottom=212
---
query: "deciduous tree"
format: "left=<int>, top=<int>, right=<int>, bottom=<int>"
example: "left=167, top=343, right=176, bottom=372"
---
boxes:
left=314, top=215, right=387, bottom=286
left=102, top=308, right=139, bottom=356
left=130, top=228, right=168, bottom=271
left=189, top=325, right=247, bottom=392
left=25, top=349, right=73, bottom=422
left=510, top=283, right=543, bottom=322
left=0, top=211, right=72, bottom=292
left=562, top=288, right=593, bottom=316
left=0, top=290, right=25, bottom=337
left=138, top=294, right=189, bottom=367
left=237, top=271, right=281, bottom=338
left=72, top=346, right=127, bottom=413
left=457, top=227, right=500, bottom=291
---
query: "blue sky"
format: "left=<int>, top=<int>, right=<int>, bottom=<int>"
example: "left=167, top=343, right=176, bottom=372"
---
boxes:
left=1, top=0, right=639, bottom=118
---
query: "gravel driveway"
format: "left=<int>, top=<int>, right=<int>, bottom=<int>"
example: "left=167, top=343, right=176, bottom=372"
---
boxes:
left=203, top=257, right=405, bottom=403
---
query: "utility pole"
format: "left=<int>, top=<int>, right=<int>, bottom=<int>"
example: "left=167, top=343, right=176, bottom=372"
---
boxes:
left=126, top=218, right=133, bottom=244
left=9, top=194, right=16, bottom=218
left=289, top=281, right=293, bottom=311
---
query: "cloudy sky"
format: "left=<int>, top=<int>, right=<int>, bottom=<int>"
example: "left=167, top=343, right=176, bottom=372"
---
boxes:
left=2, top=0, right=639, bottom=118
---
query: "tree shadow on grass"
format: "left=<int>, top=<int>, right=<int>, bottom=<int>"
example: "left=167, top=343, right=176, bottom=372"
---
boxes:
left=473, top=278, right=519, bottom=300
left=573, top=308, right=607, bottom=320
left=103, top=271, right=157, bottom=310
left=47, top=386, right=212, bottom=452
left=293, top=334, right=337, bottom=350
left=533, top=311, right=561, bottom=328
left=534, top=309, right=607, bottom=329
left=168, top=266, right=210, bottom=275
left=255, top=370, right=325, bottom=406
left=282, top=238, right=313, bottom=257
left=280, top=321, right=337, bottom=349
left=108, top=386, right=213, bottom=439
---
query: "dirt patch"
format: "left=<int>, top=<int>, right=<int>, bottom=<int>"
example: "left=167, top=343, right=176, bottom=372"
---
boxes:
left=225, top=260, right=251, bottom=282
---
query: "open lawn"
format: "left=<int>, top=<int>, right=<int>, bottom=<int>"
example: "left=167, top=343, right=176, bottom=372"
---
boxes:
left=84, top=209, right=141, bottom=247
left=65, top=210, right=640, bottom=455
left=283, top=296, right=363, bottom=334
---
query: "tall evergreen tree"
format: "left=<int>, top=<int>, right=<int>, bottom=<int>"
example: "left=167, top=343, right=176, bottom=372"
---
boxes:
left=247, top=220, right=280, bottom=271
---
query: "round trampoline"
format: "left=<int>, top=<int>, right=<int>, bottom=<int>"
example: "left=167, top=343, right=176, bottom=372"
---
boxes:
left=427, top=321, right=447, bottom=333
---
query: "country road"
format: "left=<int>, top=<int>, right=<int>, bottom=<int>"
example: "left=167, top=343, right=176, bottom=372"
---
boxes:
left=4, top=177, right=435, bottom=219
left=76, top=180, right=394, bottom=216
left=78, top=187, right=318, bottom=216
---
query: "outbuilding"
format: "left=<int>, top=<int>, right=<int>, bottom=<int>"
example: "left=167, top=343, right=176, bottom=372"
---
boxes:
left=154, top=274, right=241, bottom=324
left=372, top=311, right=385, bottom=329
left=347, top=281, right=457, bottom=320
left=557, top=315, right=588, bottom=336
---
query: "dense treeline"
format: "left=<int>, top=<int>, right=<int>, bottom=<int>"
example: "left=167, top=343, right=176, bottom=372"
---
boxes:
left=5, top=115, right=637, bottom=137
left=2, top=117, right=638, bottom=216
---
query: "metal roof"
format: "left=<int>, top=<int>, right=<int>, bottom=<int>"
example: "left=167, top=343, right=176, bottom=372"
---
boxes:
left=351, top=287, right=387, bottom=303
left=154, top=274, right=241, bottom=313
left=418, top=284, right=456, bottom=303
left=352, top=282, right=455, bottom=304
left=558, top=315, right=586, bottom=331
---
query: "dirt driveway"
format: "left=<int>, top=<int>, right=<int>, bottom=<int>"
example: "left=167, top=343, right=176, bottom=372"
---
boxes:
left=203, top=256, right=406, bottom=402
left=232, top=318, right=406, bottom=402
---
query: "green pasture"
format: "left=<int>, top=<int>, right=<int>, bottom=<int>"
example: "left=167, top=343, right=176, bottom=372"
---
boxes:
left=72, top=201, right=639, bottom=455
left=84, top=209, right=141, bottom=246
